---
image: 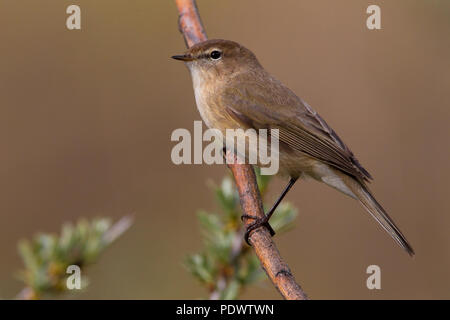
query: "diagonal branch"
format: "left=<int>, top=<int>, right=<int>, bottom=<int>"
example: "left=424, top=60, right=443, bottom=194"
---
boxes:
left=174, top=0, right=308, bottom=300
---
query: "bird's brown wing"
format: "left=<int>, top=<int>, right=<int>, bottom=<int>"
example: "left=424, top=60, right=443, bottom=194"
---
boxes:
left=218, top=76, right=372, bottom=182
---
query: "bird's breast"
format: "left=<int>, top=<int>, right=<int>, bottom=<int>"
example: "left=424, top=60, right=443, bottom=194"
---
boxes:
left=189, top=67, right=216, bottom=129
left=190, top=71, right=234, bottom=132
left=193, top=84, right=215, bottom=128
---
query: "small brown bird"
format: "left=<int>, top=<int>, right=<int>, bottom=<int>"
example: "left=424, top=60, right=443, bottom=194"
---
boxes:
left=172, top=39, right=414, bottom=256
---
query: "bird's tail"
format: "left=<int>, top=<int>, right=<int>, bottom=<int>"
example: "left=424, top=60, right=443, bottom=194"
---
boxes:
left=340, top=174, right=415, bottom=256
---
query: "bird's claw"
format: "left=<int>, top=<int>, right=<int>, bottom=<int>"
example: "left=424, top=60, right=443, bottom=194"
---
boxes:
left=241, top=214, right=276, bottom=245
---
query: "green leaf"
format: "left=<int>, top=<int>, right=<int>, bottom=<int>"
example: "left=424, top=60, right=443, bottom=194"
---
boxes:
left=221, top=279, right=240, bottom=300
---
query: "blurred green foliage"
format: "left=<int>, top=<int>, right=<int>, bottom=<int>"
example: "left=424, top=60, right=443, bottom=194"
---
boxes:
left=16, top=217, right=132, bottom=299
left=186, top=168, right=297, bottom=300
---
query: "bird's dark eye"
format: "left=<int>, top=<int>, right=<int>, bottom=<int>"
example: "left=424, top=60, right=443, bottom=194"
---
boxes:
left=210, top=50, right=222, bottom=60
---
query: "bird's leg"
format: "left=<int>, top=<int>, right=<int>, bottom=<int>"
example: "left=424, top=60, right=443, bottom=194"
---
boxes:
left=242, top=177, right=298, bottom=245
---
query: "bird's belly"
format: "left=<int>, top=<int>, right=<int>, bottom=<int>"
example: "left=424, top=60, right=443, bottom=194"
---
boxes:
left=277, top=151, right=318, bottom=178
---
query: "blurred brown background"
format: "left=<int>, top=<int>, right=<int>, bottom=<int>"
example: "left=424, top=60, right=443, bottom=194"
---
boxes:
left=1, top=0, right=449, bottom=299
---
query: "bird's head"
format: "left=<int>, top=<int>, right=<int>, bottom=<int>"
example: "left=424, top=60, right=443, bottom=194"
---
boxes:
left=171, top=39, right=261, bottom=82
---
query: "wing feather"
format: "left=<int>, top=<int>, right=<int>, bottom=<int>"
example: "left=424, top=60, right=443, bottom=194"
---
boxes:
left=219, top=75, right=372, bottom=182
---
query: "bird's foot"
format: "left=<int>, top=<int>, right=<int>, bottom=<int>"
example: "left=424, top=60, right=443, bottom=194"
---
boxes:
left=241, top=214, right=276, bottom=245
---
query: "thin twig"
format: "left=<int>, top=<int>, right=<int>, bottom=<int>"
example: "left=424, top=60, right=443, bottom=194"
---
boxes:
left=225, top=151, right=307, bottom=300
left=174, top=0, right=308, bottom=300
left=102, top=215, right=134, bottom=245
left=209, top=229, right=244, bottom=300
left=15, top=287, right=35, bottom=300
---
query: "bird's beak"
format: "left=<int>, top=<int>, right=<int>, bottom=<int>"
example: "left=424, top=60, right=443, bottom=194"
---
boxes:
left=171, top=54, right=193, bottom=62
